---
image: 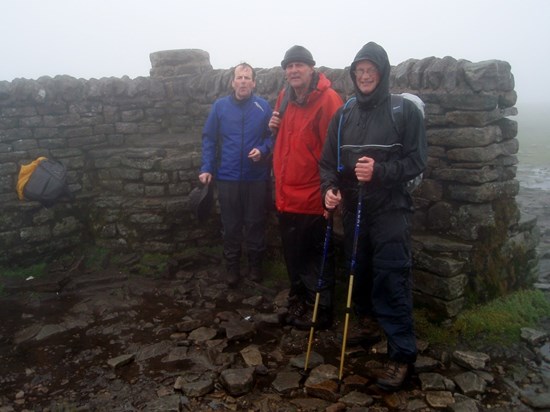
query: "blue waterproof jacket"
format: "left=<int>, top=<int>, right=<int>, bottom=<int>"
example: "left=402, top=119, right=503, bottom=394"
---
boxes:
left=200, top=94, right=273, bottom=181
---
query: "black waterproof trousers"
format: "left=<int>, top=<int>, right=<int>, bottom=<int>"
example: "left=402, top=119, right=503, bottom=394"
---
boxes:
left=278, top=212, right=335, bottom=310
left=217, top=180, right=269, bottom=271
left=342, top=207, right=417, bottom=365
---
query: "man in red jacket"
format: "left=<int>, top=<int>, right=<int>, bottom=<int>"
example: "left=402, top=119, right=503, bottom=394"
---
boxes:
left=269, top=45, right=343, bottom=329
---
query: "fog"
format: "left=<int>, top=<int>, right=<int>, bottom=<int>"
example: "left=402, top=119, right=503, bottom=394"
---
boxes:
left=2, top=0, right=549, bottom=108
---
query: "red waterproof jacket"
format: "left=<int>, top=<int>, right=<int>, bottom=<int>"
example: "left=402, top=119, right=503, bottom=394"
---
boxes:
left=273, top=72, right=343, bottom=215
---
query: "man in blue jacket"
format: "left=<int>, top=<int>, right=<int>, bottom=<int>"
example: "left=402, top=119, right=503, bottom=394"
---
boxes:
left=199, top=63, right=273, bottom=287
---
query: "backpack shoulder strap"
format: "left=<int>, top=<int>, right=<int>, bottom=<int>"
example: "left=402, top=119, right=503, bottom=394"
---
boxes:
left=337, top=97, right=357, bottom=172
left=390, top=93, right=426, bottom=136
left=277, top=85, right=292, bottom=118
left=390, top=93, right=405, bottom=136
left=390, top=93, right=426, bottom=193
left=272, top=86, right=292, bottom=139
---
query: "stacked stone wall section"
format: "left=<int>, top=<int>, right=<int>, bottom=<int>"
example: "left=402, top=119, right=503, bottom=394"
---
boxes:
left=0, top=50, right=538, bottom=317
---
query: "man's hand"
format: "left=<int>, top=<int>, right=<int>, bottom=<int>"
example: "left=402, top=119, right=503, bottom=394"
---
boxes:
left=324, top=189, right=341, bottom=210
left=199, top=172, right=212, bottom=185
left=248, top=148, right=261, bottom=162
left=269, top=111, right=281, bottom=135
left=355, top=156, right=375, bottom=182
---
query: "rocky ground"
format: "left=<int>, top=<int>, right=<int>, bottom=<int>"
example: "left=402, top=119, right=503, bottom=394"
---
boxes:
left=1, top=167, right=549, bottom=412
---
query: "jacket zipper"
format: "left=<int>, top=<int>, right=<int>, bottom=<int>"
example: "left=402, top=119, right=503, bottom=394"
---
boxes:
left=240, top=106, right=245, bottom=180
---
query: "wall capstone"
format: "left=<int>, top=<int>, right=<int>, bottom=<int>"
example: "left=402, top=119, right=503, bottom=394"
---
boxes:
left=150, top=49, right=213, bottom=78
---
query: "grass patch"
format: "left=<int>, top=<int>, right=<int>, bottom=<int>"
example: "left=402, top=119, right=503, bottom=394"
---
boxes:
left=132, top=253, right=169, bottom=277
left=262, top=258, right=288, bottom=290
left=414, top=289, right=550, bottom=349
left=451, top=289, right=550, bottom=347
left=83, top=246, right=109, bottom=270
left=0, top=263, right=47, bottom=279
left=0, top=263, right=48, bottom=295
left=179, top=245, right=223, bottom=259
left=414, top=308, right=458, bottom=347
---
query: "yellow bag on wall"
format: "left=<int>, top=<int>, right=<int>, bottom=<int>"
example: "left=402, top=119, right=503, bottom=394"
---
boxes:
left=16, top=156, right=47, bottom=200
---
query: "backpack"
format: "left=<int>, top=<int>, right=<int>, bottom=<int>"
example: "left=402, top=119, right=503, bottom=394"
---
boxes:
left=17, top=157, right=71, bottom=205
left=337, top=93, right=425, bottom=193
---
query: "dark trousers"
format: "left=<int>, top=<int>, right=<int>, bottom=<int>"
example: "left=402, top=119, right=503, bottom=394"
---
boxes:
left=342, top=208, right=417, bottom=364
left=217, top=180, right=269, bottom=270
left=278, top=212, right=334, bottom=309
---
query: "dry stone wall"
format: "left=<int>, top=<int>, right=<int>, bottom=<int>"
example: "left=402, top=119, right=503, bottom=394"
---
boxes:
left=0, top=49, right=539, bottom=317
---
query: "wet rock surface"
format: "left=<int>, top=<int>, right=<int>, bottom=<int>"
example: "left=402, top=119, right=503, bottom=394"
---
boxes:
left=0, top=264, right=548, bottom=412
left=1, top=169, right=549, bottom=411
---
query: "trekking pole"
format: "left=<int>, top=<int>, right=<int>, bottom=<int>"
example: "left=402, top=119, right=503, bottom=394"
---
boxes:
left=338, top=183, right=364, bottom=389
left=303, top=210, right=334, bottom=373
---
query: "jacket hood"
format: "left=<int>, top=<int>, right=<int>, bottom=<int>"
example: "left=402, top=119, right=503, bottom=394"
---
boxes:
left=350, top=42, right=390, bottom=109
left=313, top=71, right=332, bottom=93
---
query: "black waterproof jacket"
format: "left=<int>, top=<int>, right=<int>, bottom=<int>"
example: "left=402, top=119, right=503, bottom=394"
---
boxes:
left=319, top=42, right=427, bottom=215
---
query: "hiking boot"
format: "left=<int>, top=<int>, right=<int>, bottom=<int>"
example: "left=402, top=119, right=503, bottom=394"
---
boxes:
left=289, top=303, right=332, bottom=331
left=248, top=267, right=262, bottom=282
left=373, top=360, right=409, bottom=392
left=284, top=297, right=307, bottom=324
left=226, top=268, right=240, bottom=288
left=346, top=315, right=382, bottom=346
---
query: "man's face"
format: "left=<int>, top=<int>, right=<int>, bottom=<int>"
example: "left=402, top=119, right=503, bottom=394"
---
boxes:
left=232, top=65, right=255, bottom=100
left=353, top=60, right=381, bottom=95
left=284, top=62, right=314, bottom=91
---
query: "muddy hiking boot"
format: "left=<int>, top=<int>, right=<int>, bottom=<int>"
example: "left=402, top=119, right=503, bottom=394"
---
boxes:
left=287, top=301, right=333, bottom=331
left=372, top=360, right=410, bottom=392
left=226, top=267, right=240, bottom=287
left=284, top=297, right=307, bottom=325
left=248, top=267, right=262, bottom=282
left=346, top=315, right=382, bottom=346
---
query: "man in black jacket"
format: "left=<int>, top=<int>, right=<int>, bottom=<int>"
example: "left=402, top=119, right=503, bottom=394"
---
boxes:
left=319, top=42, right=427, bottom=391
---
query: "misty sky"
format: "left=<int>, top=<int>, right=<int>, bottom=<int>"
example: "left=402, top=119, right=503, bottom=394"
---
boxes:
left=1, top=0, right=549, bottom=108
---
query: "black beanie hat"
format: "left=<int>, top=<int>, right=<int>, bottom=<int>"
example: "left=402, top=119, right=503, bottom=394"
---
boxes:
left=281, top=45, right=316, bottom=69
